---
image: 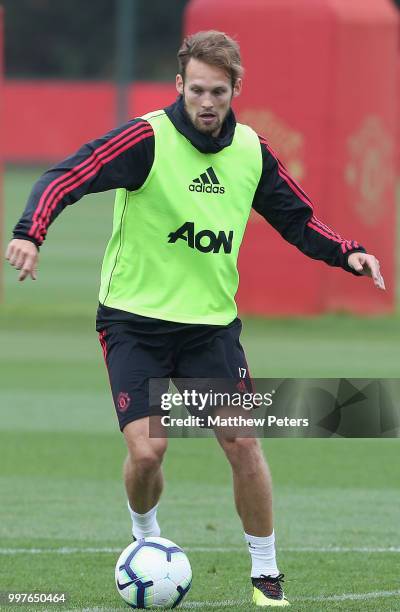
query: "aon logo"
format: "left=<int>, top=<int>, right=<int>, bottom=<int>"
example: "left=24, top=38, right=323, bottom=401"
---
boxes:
left=168, top=222, right=234, bottom=254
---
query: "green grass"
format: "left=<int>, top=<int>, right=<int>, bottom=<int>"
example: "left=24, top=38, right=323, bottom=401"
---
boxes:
left=1, top=167, right=399, bottom=611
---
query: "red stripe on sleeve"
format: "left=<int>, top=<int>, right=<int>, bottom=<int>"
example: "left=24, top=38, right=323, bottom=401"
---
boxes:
left=260, top=138, right=314, bottom=210
left=37, top=126, right=153, bottom=239
left=260, top=136, right=356, bottom=251
left=30, top=126, right=153, bottom=242
left=260, top=135, right=362, bottom=256
left=341, top=241, right=354, bottom=254
left=307, top=220, right=345, bottom=245
left=277, top=163, right=314, bottom=207
left=28, top=121, right=151, bottom=240
left=311, top=216, right=343, bottom=241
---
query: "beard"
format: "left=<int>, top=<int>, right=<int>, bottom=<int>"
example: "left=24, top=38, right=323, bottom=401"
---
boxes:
left=183, top=95, right=227, bottom=137
left=193, top=114, right=222, bottom=136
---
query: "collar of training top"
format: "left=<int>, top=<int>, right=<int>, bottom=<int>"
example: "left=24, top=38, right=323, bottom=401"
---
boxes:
left=164, top=95, right=236, bottom=154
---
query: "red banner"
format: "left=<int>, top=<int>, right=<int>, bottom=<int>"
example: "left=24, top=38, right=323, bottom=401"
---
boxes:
left=4, top=81, right=176, bottom=162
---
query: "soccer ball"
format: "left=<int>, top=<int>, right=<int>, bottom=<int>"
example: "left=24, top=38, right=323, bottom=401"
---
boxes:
left=115, top=537, right=192, bottom=608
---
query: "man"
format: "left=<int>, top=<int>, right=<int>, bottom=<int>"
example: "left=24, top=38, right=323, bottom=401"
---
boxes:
left=6, top=31, right=384, bottom=607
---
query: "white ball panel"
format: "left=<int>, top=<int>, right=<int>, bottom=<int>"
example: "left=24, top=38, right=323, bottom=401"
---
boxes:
left=115, top=537, right=192, bottom=608
left=132, top=547, right=169, bottom=582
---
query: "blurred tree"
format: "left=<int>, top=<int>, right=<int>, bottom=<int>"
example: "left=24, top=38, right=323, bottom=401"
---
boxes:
left=2, top=0, right=189, bottom=80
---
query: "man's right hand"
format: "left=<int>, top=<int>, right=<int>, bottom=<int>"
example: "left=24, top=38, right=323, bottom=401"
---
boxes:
left=5, top=239, right=39, bottom=281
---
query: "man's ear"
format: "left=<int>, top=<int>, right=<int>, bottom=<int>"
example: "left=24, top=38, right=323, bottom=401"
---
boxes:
left=176, top=73, right=184, bottom=95
left=233, top=77, right=242, bottom=98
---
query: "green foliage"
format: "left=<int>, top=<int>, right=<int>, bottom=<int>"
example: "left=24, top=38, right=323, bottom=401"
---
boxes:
left=2, top=0, right=189, bottom=80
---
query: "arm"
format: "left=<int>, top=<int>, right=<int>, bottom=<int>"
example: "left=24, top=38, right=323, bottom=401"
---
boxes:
left=6, top=118, right=155, bottom=281
left=253, top=137, right=385, bottom=290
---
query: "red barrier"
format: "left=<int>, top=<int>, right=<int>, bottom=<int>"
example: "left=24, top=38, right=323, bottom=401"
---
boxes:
left=4, top=81, right=176, bottom=162
left=185, top=0, right=398, bottom=315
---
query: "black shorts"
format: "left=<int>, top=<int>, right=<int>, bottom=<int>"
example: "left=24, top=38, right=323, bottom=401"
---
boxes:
left=96, top=305, right=252, bottom=431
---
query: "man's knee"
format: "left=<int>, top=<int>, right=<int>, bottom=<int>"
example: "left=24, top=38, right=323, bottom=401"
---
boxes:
left=218, top=436, right=263, bottom=469
left=123, top=418, right=168, bottom=474
left=129, top=447, right=166, bottom=475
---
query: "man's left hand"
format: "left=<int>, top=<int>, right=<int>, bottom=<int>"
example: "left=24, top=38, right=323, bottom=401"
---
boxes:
left=347, top=252, right=385, bottom=290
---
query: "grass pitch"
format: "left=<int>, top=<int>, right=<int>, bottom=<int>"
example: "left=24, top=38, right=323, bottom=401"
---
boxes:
left=1, top=167, right=399, bottom=611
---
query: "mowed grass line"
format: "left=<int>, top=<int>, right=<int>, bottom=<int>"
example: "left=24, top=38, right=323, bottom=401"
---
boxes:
left=1, top=550, right=399, bottom=611
left=2, top=434, right=399, bottom=548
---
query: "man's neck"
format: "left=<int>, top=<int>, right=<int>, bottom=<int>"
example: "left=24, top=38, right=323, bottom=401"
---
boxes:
left=164, top=96, right=236, bottom=155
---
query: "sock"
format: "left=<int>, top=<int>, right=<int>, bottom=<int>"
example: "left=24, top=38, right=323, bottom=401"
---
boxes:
left=128, top=501, right=161, bottom=539
left=244, top=531, right=279, bottom=578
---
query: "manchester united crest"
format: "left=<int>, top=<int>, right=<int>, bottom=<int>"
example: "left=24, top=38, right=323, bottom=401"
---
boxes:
left=239, top=108, right=305, bottom=181
left=345, top=116, right=395, bottom=225
left=117, top=391, right=131, bottom=413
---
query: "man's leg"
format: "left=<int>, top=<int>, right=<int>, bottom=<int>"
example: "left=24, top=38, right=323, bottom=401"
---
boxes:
left=123, top=417, right=168, bottom=538
left=171, top=317, right=289, bottom=604
left=215, top=434, right=273, bottom=537
left=216, top=433, right=289, bottom=606
left=97, top=321, right=173, bottom=539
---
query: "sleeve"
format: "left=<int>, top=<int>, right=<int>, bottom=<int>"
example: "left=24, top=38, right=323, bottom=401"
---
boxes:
left=252, top=136, right=367, bottom=275
left=13, top=118, right=155, bottom=247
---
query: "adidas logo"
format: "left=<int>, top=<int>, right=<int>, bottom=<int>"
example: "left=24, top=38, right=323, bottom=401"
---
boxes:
left=189, top=166, right=225, bottom=194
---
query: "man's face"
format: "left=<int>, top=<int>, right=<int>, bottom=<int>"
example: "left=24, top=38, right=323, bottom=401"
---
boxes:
left=176, top=58, right=242, bottom=137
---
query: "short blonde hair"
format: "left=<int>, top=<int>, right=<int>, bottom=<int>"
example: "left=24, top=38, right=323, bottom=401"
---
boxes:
left=177, top=30, right=243, bottom=87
